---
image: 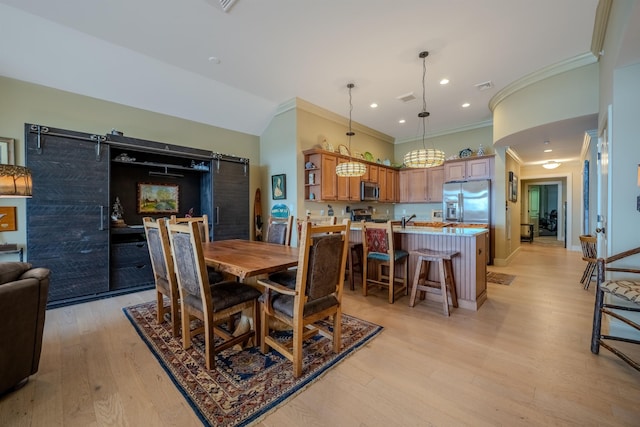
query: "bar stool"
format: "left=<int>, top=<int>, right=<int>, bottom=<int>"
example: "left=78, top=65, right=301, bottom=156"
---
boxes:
left=346, top=242, right=363, bottom=290
left=409, top=249, right=459, bottom=316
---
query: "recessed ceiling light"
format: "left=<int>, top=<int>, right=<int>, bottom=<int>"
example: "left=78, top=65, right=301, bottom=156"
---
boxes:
left=544, top=149, right=552, bottom=153
left=462, top=103, right=470, bottom=108
left=370, top=103, right=378, bottom=108
left=208, top=56, right=221, bottom=64
left=398, top=119, right=406, bottom=124
left=440, top=78, right=449, bottom=85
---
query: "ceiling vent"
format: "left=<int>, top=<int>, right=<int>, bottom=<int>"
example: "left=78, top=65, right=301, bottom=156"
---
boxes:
left=219, top=0, right=238, bottom=12
left=396, top=92, right=416, bottom=103
left=475, top=81, right=494, bottom=91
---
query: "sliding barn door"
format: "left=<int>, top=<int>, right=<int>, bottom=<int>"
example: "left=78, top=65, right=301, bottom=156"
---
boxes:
left=26, top=124, right=110, bottom=305
left=211, top=157, right=249, bottom=240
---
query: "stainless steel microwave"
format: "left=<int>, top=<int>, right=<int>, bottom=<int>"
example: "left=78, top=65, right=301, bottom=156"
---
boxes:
left=361, top=181, right=379, bottom=201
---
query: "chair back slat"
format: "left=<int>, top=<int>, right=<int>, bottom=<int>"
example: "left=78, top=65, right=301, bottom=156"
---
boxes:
left=170, top=215, right=210, bottom=243
left=580, top=235, right=597, bottom=262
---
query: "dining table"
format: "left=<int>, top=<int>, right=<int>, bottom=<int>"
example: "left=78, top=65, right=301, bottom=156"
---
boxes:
left=201, top=239, right=299, bottom=281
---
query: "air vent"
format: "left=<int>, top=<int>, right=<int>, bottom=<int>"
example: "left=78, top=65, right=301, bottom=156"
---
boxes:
left=396, top=92, right=416, bottom=102
left=475, top=81, right=494, bottom=91
left=219, top=0, right=238, bottom=12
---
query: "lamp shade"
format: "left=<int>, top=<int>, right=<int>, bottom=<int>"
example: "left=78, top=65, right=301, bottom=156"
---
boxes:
left=0, top=165, right=33, bottom=197
left=404, top=148, right=445, bottom=168
left=336, top=161, right=367, bottom=177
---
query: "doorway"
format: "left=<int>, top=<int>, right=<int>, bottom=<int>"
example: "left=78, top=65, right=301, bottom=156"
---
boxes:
left=522, top=178, right=568, bottom=249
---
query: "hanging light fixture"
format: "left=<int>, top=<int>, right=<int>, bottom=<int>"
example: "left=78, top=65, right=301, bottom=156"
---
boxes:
left=403, top=51, right=445, bottom=168
left=0, top=165, right=32, bottom=198
left=336, top=83, right=366, bottom=177
left=542, top=160, right=561, bottom=169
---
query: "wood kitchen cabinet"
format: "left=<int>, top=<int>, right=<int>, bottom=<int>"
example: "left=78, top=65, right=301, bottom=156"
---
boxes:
left=444, top=155, right=493, bottom=181
left=304, top=150, right=338, bottom=201
left=399, top=166, right=443, bottom=203
left=378, top=168, right=397, bottom=202
left=336, top=158, right=362, bottom=201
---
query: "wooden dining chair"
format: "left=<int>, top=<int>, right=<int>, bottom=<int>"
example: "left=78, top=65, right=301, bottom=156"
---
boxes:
left=167, top=221, right=261, bottom=370
left=170, top=214, right=223, bottom=284
left=143, top=217, right=181, bottom=337
left=265, top=215, right=294, bottom=246
left=579, top=234, right=597, bottom=289
left=169, top=214, right=210, bottom=242
left=257, top=219, right=350, bottom=378
left=361, top=220, right=409, bottom=303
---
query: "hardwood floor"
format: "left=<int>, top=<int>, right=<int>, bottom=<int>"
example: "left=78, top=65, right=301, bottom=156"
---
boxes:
left=1, top=244, right=639, bottom=426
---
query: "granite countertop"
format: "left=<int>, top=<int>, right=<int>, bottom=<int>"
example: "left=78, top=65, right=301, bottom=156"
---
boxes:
left=349, top=223, right=488, bottom=236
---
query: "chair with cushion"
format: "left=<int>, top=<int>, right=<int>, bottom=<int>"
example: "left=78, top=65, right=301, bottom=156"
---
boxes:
left=591, top=246, right=640, bottom=372
left=257, top=219, right=350, bottom=378
left=579, top=234, right=597, bottom=289
left=167, top=221, right=261, bottom=370
left=266, top=215, right=294, bottom=246
left=0, top=262, right=51, bottom=395
left=169, top=214, right=223, bottom=284
left=143, top=217, right=180, bottom=337
left=361, top=220, right=409, bottom=303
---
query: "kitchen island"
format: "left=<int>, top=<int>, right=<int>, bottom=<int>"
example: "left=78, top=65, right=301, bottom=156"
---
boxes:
left=350, top=223, right=488, bottom=310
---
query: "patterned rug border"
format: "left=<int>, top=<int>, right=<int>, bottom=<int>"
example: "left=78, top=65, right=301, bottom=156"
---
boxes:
left=123, top=301, right=383, bottom=426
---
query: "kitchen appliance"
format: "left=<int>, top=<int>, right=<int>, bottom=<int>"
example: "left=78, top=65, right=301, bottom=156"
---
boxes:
left=443, top=180, right=490, bottom=224
left=360, top=181, right=379, bottom=201
left=443, top=179, right=491, bottom=264
left=351, top=208, right=373, bottom=222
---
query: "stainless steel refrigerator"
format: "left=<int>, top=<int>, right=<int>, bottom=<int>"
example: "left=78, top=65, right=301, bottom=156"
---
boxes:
left=443, top=179, right=491, bottom=224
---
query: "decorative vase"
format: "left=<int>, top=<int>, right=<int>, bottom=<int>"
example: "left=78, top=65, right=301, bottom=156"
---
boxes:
left=477, top=144, right=485, bottom=156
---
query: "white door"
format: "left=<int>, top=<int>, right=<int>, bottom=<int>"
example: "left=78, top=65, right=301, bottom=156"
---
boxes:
left=596, top=105, right=611, bottom=258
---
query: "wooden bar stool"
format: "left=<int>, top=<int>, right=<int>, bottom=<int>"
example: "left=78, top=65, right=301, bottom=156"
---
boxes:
left=346, top=242, right=363, bottom=290
left=409, top=249, right=459, bottom=316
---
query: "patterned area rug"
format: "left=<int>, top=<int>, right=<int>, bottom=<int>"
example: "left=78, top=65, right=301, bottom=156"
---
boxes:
left=123, top=301, right=383, bottom=427
left=487, top=271, right=516, bottom=285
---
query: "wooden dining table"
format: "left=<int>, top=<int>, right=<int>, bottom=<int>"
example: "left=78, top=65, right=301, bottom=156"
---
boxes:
left=201, top=239, right=299, bottom=281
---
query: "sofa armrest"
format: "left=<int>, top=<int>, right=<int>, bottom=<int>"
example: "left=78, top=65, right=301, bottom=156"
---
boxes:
left=0, top=262, right=33, bottom=285
left=19, top=267, right=51, bottom=282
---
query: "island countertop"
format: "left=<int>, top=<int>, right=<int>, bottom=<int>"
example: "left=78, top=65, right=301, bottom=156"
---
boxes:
left=349, top=223, right=488, bottom=236
left=350, top=222, right=488, bottom=310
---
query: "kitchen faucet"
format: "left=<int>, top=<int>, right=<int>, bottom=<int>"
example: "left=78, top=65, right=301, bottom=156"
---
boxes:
left=401, top=214, right=416, bottom=228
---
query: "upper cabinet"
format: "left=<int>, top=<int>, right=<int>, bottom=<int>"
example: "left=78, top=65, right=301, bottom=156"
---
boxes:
left=444, top=155, right=494, bottom=182
left=398, top=166, right=443, bottom=203
left=303, top=149, right=399, bottom=203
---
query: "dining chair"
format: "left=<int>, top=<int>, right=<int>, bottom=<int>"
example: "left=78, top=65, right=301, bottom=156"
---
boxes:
left=591, top=245, right=640, bottom=372
left=361, top=220, right=409, bottom=303
left=169, top=214, right=223, bottom=284
left=579, top=234, right=597, bottom=289
left=169, top=214, right=210, bottom=242
left=143, top=217, right=181, bottom=337
left=257, top=219, right=350, bottom=378
left=265, top=215, right=294, bottom=246
left=167, top=221, right=261, bottom=370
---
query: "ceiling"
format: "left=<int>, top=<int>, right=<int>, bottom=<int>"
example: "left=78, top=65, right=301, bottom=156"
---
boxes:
left=0, top=0, right=600, bottom=165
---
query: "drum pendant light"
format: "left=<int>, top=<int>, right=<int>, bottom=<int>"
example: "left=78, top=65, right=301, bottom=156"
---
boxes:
left=336, top=83, right=366, bottom=177
left=403, top=51, right=445, bottom=168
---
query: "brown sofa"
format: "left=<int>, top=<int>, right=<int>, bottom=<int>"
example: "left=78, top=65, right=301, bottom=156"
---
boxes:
left=0, top=262, right=50, bottom=395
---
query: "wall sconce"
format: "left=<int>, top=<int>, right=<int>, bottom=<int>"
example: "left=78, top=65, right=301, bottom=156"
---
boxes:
left=0, top=165, right=32, bottom=198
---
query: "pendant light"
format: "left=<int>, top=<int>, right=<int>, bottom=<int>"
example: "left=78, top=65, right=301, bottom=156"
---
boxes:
left=335, top=83, right=366, bottom=177
left=403, top=51, right=445, bottom=168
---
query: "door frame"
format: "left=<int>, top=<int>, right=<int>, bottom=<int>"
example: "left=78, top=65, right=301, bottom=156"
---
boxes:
left=522, top=173, right=573, bottom=250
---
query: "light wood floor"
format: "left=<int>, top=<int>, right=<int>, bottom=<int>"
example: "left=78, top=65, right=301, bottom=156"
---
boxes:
left=2, top=244, right=639, bottom=426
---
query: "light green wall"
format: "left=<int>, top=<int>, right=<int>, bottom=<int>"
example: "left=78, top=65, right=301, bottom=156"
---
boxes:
left=493, top=63, right=599, bottom=143
left=0, top=76, right=261, bottom=250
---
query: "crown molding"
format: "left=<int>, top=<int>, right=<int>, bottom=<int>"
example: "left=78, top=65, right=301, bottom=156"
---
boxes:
left=489, top=53, right=598, bottom=112
left=591, top=0, right=612, bottom=59
left=275, top=97, right=394, bottom=143
left=394, top=119, right=493, bottom=145
left=506, top=146, right=524, bottom=165
left=580, top=129, right=598, bottom=160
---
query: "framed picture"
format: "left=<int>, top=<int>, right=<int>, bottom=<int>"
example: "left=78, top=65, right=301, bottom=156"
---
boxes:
left=272, top=174, right=286, bottom=200
left=0, top=137, right=15, bottom=165
left=508, top=171, right=518, bottom=203
left=137, top=183, right=179, bottom=214
left=0, top=206, right=17, bottom=231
